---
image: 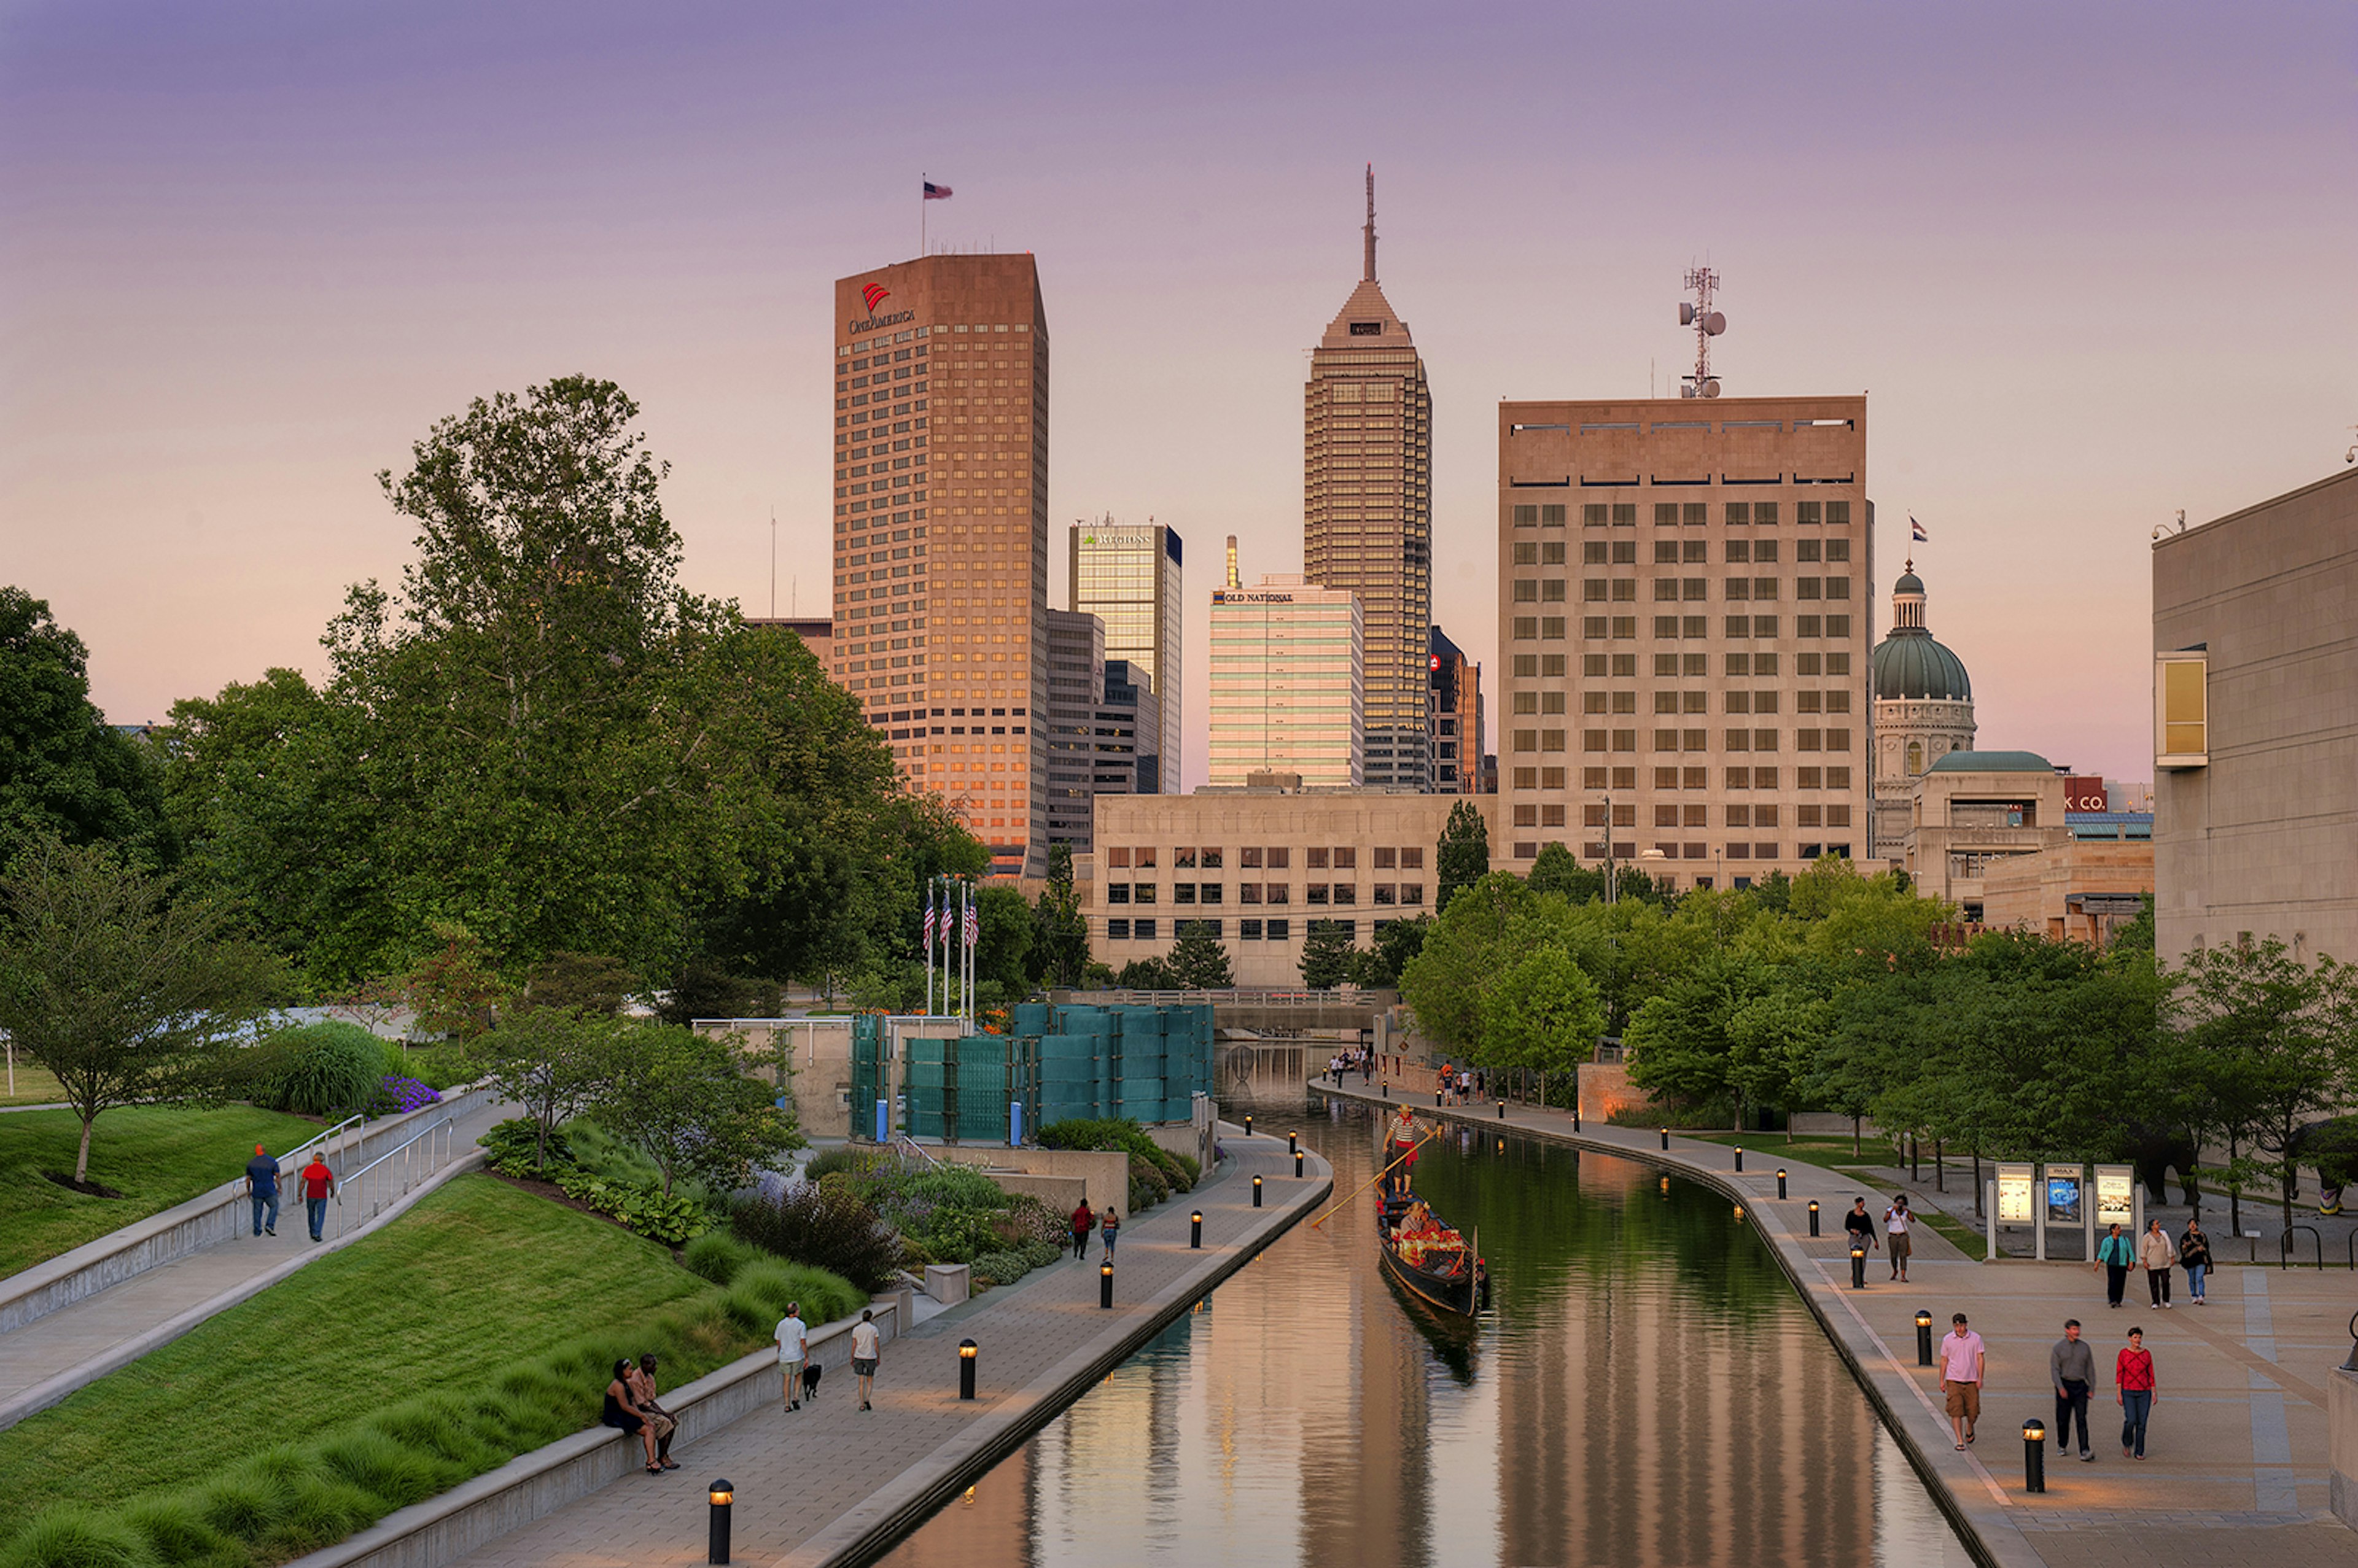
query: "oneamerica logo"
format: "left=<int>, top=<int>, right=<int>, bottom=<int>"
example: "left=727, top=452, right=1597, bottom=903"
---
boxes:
left=849, top=310, right=914, bottom=335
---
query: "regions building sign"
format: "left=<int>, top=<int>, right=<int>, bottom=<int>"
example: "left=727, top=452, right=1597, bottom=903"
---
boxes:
left=2063, top=775, right=2109, bottom=812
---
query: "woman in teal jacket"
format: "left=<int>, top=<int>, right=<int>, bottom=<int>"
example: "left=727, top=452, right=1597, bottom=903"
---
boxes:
left=2093, top=1222, right=2135, bottom=1308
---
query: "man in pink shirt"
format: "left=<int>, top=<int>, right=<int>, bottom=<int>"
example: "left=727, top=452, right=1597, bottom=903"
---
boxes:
left=1939, top=1312, right=1986, bottom=1450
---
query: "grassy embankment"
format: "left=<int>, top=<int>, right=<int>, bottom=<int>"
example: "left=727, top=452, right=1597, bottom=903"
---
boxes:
left=0, top=1105, right=327, bottom=1278
left=0, top=1173, right=860, bottom=1566
left=0, top=1062, right=66, bottom=1108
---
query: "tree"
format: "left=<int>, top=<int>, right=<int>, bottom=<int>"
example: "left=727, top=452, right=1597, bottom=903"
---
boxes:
left=1167, top=924, right=1234, bottom=988
left=466, top=1006, right=613, bottom=1170
left=1435, top=800, right=1490, bottom=914
left=1481, top=948, right=1604, bottom=1076
left=1622, top=951, right=1775, bottom=1121
left=1113, top=957, right=1177, bottom=989
left=398, top=920, right=508, bottom=1041
left=1527, top=843, right=1603, bottom=904
left=1029, top=845, right=1091, bottom=988
left=0, top=588, right=174, bottom=869
left=1300, top=922, right=1356, bottom=989
left=1350, top=916, right=1430, bottom=988
left=972, top=885, right=1036, bottom=1000
left=523, top=950, right=636, bottom=1015
left=588, top=1022, right=798, bottom=1198
left=0, top=837, right=281, bottom=1184
left=1398, top=872, right=1536, bottom=1052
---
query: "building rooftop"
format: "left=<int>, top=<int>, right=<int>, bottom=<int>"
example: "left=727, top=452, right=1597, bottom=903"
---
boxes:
left=1926, top=749, right=2055, bottom=775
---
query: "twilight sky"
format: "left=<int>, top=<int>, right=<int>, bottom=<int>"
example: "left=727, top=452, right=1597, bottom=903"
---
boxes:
left=4, top=1, right=2351, bottom=788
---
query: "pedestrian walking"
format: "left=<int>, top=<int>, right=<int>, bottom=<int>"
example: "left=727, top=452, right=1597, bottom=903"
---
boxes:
left=2116, top=1327, right=2157, bottom=1459
left=298, top=1153, right=337, bottom=1242
left=850, top=1308, right=882, bottom=1411
left=1939, top=1313, right=1985, bottom=1451
left=2138, top=1219, right=2177, bottom=1309
left=628, top=1354, right=680, bottom=1470
left=244, top=1143, right=280, bottom=1238
left=2179, top=1222, right=2212, bottom=1306
left=1883, top=1195, right=1915, bottom=1282
left=1843, top=1197, right=1878, bottom=1258
left=601, top=1359, right=662, bottom=1473
left=2049, top=1319, right=2096, bottom=1461
left=1070, top=1198, right=1095, bottom=1260
left=2095, top=1222, right=2134, bottom=1307
left=1100, top=1207, right=1121, bottom=1260
left=774, top=1302, right=808, bottom=1410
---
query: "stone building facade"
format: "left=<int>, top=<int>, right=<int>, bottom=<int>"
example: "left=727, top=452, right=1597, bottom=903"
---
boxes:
left=1869, top=564, right=1975, bottom=864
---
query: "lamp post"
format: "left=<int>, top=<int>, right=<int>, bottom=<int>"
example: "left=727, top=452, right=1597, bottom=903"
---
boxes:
left=1243, top=1114, right=1253, bottom=1139
left=2022, top=1421, right=2047, bottom=1493
left=1287, top=1130, right=1298, bottom=1157
left=1190, top=1210, right=1203, bottom=1249
left=1252, top=1174, right=1263, bottom=1208
left=959, top=1339, right=978, bottom=1400
left=709, top=1480, right=734, bottom=1564
left=1850, top=1243, right=1867, bottom=1289
left=1776, top=1168, right=1788, bottom=1200
left=1294, top=1149, right=1305, bottom=1178
left=1734, top=1145, right=1744, bottom=1173
left=1100, top=1262, right=1114, bottom=1309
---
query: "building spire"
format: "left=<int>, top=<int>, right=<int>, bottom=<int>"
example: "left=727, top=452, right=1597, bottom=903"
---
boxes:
left=1363, top=163, right=1377, bottom=282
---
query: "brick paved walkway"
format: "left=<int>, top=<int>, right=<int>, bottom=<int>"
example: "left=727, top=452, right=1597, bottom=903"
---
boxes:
left=1315, top=1078, right=2358, bottom=1568
left=440, top=1131, right=1329, bottom=1568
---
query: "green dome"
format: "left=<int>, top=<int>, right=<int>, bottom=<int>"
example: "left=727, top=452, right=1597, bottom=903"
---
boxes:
left=1927, top=749, right=2053, bottom=774
left=1872, top=629, right=1972, bottom=701
left=1893, top=569, right=1924, bottom=595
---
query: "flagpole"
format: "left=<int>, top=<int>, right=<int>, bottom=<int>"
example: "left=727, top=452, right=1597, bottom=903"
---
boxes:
left=920, top=172, right=926, bottom=258
left=924, top=879, right=933, bottom=1017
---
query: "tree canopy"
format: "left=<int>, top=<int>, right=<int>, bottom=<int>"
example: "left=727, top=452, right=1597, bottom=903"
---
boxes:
left=0, top=589, right=174, bottom=870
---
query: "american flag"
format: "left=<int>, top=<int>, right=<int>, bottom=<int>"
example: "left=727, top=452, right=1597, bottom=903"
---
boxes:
left=1910, top=516, right=1929, bottom=541
left=924, top=180, right=953, bottom=201
left=963, top=899, right=979, bottom=949
left=921, top=887, right=936, bottom=949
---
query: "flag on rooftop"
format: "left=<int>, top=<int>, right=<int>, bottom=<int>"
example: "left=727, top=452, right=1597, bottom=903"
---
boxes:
left=1910, top=516, right=1929, bottom=541
left=924, top=180, right=953, bottom=200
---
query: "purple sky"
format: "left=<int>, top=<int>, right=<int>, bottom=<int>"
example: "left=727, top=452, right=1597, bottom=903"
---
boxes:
left=4, top=1, right=2350, bottom=788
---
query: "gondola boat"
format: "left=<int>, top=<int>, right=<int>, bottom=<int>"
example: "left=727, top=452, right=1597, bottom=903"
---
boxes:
left=1376, top=1189, right=1488, bottom=1320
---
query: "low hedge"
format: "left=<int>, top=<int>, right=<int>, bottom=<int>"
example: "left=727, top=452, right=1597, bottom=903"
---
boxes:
left=1039, top=1117, right=1196, bottom=1203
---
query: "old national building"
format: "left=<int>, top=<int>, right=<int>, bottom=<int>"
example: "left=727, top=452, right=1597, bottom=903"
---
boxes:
left=1869, top=563, right=1975, bottom=864
left=1208, top=573, right=1364, bottom=788
left=1304, top=168, right=1433, bottom=792
left=2152, top=467, right=2358, bottom=965
left=1495, top=395, right=1872, bottom=888
left=830, top=254, right=1049, bottom=878
left=1068, top=519, right=1182, bottom=791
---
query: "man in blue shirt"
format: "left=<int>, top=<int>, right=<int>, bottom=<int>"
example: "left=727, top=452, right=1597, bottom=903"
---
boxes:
left=244, top=1143, right=280, bottom=1237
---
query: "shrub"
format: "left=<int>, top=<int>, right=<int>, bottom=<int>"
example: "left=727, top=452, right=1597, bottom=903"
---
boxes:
left=904, top=1205, right=1005, bottom=1265
left=480, top=1117, right=571, bottom=1174
left=549, top=1170, right=707, bottom=1246
left=720, top=1257, right=864, bottom=1330
left=682, top=1231, right=755, bottom=1286
left=994, top=1195, right=1067, bottom=1251
left=264, top=1022, right=387, bottom=1119
left=0, top=1508, right=155, bottom=1568
left=367, top=1076, right=442, bottom=1117
left=969, top=1249, right=1032, bottom=1288
left=803, top=1146, right=893, bottom=1182
left=1038, top=1117, right=1193, bottom=1193
left=1019, top=1238, right=1061, bottom=1270
left=730, top=1183, right=901, bottom=1293
left=1126, top=1154, right=1170, bottom=1213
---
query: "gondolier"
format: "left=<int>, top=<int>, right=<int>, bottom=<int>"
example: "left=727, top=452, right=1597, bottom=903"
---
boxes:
left=1385, top=1106, right=1420, bottom=1197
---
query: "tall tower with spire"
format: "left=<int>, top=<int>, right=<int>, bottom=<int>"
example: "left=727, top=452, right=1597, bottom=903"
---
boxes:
left=1303, top=166, right=1434, bottom=791
left=1869, top=559, right=1976, bottom=863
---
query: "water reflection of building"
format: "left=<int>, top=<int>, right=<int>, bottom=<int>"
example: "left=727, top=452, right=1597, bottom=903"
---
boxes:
left=887, top=1443, right=1030, bottom=1568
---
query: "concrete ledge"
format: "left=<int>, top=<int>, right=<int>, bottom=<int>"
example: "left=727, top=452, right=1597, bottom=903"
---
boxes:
left=282, top=1299, right=907, bottom=1568
left=0, top=1087, right=489, bottom=1335
left=0, top=1151, right=492, bottom=1435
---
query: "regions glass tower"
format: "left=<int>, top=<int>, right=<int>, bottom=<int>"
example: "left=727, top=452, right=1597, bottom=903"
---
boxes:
left=1303, top=167, right=1433, bottom=791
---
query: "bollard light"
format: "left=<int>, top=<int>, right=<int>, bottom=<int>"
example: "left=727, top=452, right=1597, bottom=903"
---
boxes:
left=1294, top=1149, right=1305, bottom=1178
left=1243, top=1114, right=1253, bottom=1139
left=1915, top=1311, right=1934, bottom=1367
left=1498, top=1100, right=1506, bottom=1120
left=1776, top=1169, right=1788, bottom=1200
left=1572, top=1103, right=1581, bottom=1132
left=1735, top=1145, right=1744, bottom=1173
left=2022, top=1421, right=2047, bottom=1493
left=1190, top=1210, right=1203, bottom=1249
left=1808, top=1199, right=1821, bottom=1236
left=1660, top=1128, right=1670, bottom=1151
left=1850, top=1243, right=1867, bottom=1290
left=1733, top=1204, right=1745, bottom=1223
left=709, top=1479, right=734, bottom=1564
left=1252, top=1174, right=1263, bottom=1208
left=1288, top=1130, right=1299, bottom=1156
left=1100, top=1262, right=1114, bottom=1309
left=959, top=1338, right=978, bottom=1400
left=1381, top=1082, right=1389, bottom=1100
left=1496, top=1138, right=1504, bottom=1154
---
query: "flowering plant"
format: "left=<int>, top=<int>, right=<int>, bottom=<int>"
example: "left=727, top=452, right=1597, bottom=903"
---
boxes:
left=379, top=1075, right=442, bottom=1115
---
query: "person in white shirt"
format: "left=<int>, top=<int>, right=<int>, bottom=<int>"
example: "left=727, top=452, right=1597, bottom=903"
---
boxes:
left=1884, top=1195, right=1915, bottom=1283
left=774, top=1304, right=808, bottom=1411
left=850, top=1308, right=882, bottom=1411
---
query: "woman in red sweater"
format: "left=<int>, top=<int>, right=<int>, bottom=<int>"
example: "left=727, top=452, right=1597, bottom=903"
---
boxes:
left=2116, top=1327, right=2157, bottom=1459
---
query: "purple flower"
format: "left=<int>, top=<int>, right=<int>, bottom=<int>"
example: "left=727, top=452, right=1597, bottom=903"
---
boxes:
left=381, top=1074, right=441, bottom=1114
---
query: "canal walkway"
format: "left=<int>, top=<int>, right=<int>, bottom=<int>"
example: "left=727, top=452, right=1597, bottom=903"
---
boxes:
left=1312, top=1077, right=2358, bottom=1568
left=411, top=1129, right=1329, bottom=1568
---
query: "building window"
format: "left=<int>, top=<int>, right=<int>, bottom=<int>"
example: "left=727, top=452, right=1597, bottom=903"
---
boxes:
left=1333, top=884, right=1357, bottom=905
left=1401, top=883, right=1425, bottom=905
left=1174, top=846, right=1197, bottom=869
left=1175, top=919, right=1220, bottom=939
left=1132, top=919, right=1156, bottom=941
left=1265, top=919, right=1291, bottom=941
left=1266, top=883, right=1291, bottom=904
left=1305, top=884, right=1329, bottom=905
left=1199, top=883, right=1224, bottom=905
left=1107, top=918, right=1130, bottom=941
left=1240, top=918, right=1263, bottom=941
left=1373, top=883, right=1396, bottom=905
left=2157, top=652, right=2208, bottom=767
left=1107, top=884, right=1130, bottom=905
left=1267, top=847, right=1290, bottom=869
left=1107, top=847, right=1131, bottom=869
left=1132, top=883, right=1157, bottom=904
left=1240, top=846, right=1263, bottom=869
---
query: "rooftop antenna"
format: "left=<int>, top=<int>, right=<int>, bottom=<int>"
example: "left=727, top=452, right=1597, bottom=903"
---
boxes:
left=1676, top=268, right=1726, bottom=398
left=769, top=506, right=776, bottom=617
left=1363, top=164, right=1377, bottom=282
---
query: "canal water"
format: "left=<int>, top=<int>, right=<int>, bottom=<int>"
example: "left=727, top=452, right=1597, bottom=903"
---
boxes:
left=877, top=1105, right=1975, bottom=1568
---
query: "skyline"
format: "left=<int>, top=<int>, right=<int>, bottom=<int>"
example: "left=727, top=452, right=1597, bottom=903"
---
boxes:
left=5, top=1, right=2352, bottom=789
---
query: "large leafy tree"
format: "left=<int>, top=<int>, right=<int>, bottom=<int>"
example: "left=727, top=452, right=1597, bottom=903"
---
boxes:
left=0, top=837, right=282, bottom=1183
left=1028, top=844, right=1091, bottom=988
left=0, top=589, right=174, bottom=869
left=1481, top=947, right=1604, bottom=1076
left=1434, top=800, right=1490, bottom=914
left=588, top=1022, right=798, bottom=1197
left=465, top=1005, right=615, bottom=1170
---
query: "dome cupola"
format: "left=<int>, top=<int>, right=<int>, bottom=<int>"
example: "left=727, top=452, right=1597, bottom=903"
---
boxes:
left=1871, top=560, right=1972, bottom=702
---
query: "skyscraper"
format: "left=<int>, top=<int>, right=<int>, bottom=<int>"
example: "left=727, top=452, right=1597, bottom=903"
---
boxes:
left=1043, top=608, right=1104, bottom=852
left=1429, top=625, right=1482, bottom=794
left=1068, top=519, right=1182, bottom=791
left=1303, top=168, right=1433, bottom=791
left=1494, top=395, right=1872, bottom=888
left=1208, top=572, right=1363, bottom=788
left=830, top=254, right=1049, bottom=878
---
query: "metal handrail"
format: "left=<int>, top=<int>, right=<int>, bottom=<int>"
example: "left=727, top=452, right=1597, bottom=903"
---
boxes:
left=2346, top=1230, right=2357, bottom=1272
left=892, top=1132, right=944, bottom=1172
left=281, top=1112, right=368, bottom=1170
left=2279, top=1224, right=2323, bottom=1271
left=331, top=1116, right=457, bottom=1240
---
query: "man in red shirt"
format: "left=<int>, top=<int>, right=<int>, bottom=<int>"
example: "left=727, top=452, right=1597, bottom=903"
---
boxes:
left=300, top=1155, right=337, bottom=1243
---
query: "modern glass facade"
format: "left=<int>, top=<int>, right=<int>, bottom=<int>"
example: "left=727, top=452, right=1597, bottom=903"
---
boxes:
left=1208, top=575, right=1363, bottom=788
left=1068, top=521, right=1182, bottom=793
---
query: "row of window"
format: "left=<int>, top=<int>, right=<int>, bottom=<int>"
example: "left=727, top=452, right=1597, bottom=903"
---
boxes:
left=1509, top=651, right=1854, bottom=679
left=1511, top=615, right=1857, bottom=641
left=1512, top=576, right=1854, bottom=604
left=1513, top=689, right=1854, bottom=716
left=1511, top=502, right=1854, bottom=527
left=1505, top=765, right=1855, bottom=791
left=1509, top=803, right=1853, bottom=829
left=1104, top=918, right=1398, bottom=942
left=1100, top=845, right=1425, bottom=870
left=1510, top=727, right=1856, bottom=753
left=1105, top=883, right=1428, bottom=907
left=1514, top=538, right=1854, bottom=566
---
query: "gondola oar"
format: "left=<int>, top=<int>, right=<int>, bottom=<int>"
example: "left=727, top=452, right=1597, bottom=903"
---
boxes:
left=1310, top=1130, right=1443, bottom=1229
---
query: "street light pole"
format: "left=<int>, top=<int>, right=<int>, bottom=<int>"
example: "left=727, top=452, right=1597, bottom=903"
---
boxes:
left=1601, top=793, right=1615, bottom=904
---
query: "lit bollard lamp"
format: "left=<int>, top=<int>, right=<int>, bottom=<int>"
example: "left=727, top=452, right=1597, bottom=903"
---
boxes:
left=1850, top=1242, right=1867, bottom=1289
left=1498, top=1100, right=1507, bottom=1120
left=1252, top=1174, right=1263, bottom=1208
left=1660, top=1128, right=1670, bottom=1151
left=959, top=1338, right=978, bottom=1400
left=1808, top=1199, right=1821, bottom=1236
left=1776, top=1168, right=1788, bottom=1200
left=1435, top=1089, right=1444, bottom=1108
left=2022, top=1421, right=2047, bottom=1493
left=1916, top=1311, right=1934, bottom=1366
left=1190, top=1209, right=1203, bottom=1249
left=1735, top=1145, right=1744, bottom=1173
left=1288, top=1130, right=1298, bottom=1156
left=709, top=1479, right=734, bottom=1564
left=1100, top=1262, right=1114, bottom=1310
left=1294, top=1149, right=1305, bottom=1178
left=1243, top=1114, right=1253, bottom=1139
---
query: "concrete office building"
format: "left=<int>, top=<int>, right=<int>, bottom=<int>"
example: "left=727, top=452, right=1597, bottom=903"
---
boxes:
left=1868, top=564, right=1976, bottom=864
left=2153, top=467, right=2358, bottom=964
left=830, top=254, right=1050, bottom=877
left=1095, top=659, right=1161, bottom=798
left=1084, top=788, right=1473, bottom=987
left=1900, top=750, right=2069, bottom=922
left=744, top=616, right=835, bottom=666
left=1303, top=169, right=1433, bottom=791
left=1208, top=573, right=1364, bottom=789
left=1044, top=608, right=1105, bottom=851
left=1495, top=395, right=1872, bottom=887
left=1069, top=520, right=1182, bottom=791
left=1429, top=626, right=1482, bottom=794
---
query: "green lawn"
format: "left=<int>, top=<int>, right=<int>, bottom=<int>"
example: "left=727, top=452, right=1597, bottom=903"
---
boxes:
left=0, top=1174, right=745, bottom=1547
left=0, top=1059, right=64, bottom=1108
left=1685, top=1133, right=1993, bottom=1260
left=0, top=1104, right=327, bottom=1278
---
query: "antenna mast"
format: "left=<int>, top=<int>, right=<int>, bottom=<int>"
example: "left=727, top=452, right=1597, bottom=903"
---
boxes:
left=1677, top=268, right=1726, bottom=398
left=1363, top=164, right=1377, bottom=282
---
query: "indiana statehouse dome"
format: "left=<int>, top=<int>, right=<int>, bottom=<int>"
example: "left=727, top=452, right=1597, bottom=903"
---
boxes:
left=1871, top=564, right=1972, bottom=702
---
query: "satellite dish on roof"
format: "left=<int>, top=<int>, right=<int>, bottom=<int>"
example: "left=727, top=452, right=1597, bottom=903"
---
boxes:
left=1702, top=378, right=1722, bottom=398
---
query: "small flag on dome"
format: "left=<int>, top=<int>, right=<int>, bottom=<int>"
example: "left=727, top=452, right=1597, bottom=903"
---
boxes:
left=924, top=180, right=953, bottom=200
left=1910, top=516, right=1929, bottom=542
